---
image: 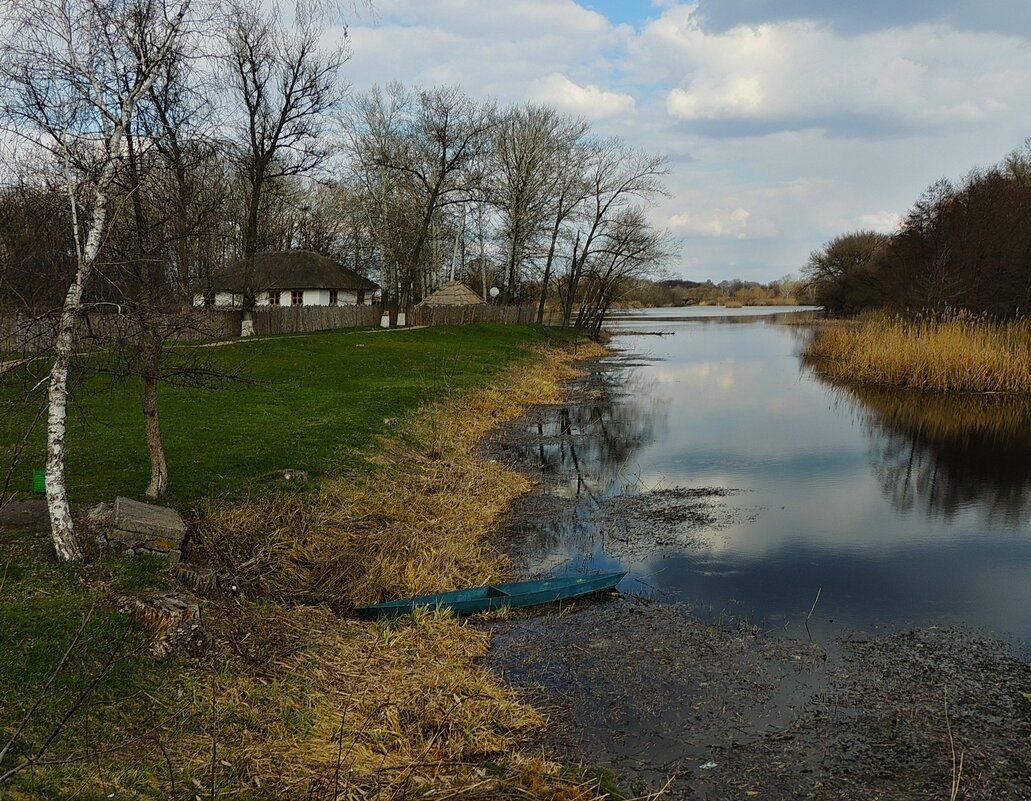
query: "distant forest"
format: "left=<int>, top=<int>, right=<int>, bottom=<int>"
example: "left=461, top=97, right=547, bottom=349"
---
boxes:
left=616, top=275, right=805, bottom=308
left=805, top=142, right=1031, bottom=317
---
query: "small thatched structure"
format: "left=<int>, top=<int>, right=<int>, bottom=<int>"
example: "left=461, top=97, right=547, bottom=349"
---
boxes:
left=417, top=282, right=485, bottom=307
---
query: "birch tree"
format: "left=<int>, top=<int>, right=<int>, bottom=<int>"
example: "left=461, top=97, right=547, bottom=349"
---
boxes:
left=0, top=0, right=192, bottom=560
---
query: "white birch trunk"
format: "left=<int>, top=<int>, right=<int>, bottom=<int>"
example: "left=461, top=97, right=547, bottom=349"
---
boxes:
left=46, top=288, right=86, bottom=561
left=46, top=155, right=118, bottom=560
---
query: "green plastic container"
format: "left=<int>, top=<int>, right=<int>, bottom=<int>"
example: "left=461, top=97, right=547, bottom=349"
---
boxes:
left=32, top=468, right=46, bottom=494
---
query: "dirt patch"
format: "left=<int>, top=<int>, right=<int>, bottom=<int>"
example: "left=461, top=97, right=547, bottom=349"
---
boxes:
left=0, top=498, right=49, bottom=531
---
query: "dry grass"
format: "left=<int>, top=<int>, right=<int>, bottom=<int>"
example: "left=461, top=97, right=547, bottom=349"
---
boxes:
left=174, top=605, right=567, bottom=799
left=193, top=340, right=606, bottom=608
left=804, top=311, right=1031, bottom=393
left=174, top=338, right=614, bottom=799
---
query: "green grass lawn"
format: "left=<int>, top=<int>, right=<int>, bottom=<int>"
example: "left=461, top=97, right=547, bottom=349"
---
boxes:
left=0, top=324, right=566, bottom=507
left=0, top=528, right=177, bottom=798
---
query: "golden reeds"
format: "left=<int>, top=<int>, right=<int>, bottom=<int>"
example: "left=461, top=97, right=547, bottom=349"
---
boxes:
left=177, top=338, right=611, bottom=799
left=803, top=311, right=1031, bottom=393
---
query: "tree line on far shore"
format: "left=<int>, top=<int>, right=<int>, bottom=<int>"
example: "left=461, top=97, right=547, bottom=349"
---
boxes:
left=804, top=142, right=1031, bottom=318
left=616, top=276, right=806, bottom=308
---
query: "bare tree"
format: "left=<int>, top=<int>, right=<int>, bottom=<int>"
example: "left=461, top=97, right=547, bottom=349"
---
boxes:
left=488, top=105, right=586, bottom=304
left=348, top=84, right=495, bottom=308
left=557, top=140, right=669, bottom=328
left=1, top=0, right=192, bottom=559
left=572, top=206, right=674, bottom=336
left=224, top=0, right=348, bottom=314
left=531, top=121, right=591, bottom=323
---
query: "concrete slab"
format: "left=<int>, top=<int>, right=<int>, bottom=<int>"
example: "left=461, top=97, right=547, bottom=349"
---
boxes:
left=110, top=497, right=186, bottom=550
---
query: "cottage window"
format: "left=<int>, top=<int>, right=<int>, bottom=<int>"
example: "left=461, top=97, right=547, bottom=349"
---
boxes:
left=203, top=291, right=215, bottom=307
left=268, top=291, right=281, bottom=306
left=291, top=290, right=304, bottom=306
left=357, top=290, right=365, bottom=305
left=329, top=290, right=339, bottom=306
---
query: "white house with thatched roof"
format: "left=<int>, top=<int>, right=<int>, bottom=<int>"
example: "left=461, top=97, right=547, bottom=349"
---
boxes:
left=417, top=281, right=485, bottom=307
left=193, top=250, right=379, bottom=308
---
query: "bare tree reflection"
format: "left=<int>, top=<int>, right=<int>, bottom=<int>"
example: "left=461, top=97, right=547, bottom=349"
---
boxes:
left=827, top=383, right=1031, bottom=526
left=494, top=361, right=669, bottom=567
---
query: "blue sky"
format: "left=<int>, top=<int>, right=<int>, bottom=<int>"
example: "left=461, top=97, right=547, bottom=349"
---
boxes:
left=341, top=1, right=1031, bottom=283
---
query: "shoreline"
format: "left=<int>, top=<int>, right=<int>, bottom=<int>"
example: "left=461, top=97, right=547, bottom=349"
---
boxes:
left=1, top=331, right=618, bottom=800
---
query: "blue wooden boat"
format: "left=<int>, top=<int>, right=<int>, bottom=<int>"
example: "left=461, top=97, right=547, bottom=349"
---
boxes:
left=355, top=571, right=627, bottom=619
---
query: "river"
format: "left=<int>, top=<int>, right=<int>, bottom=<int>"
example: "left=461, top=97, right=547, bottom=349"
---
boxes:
left=507, top=305, right=1031, bottom=651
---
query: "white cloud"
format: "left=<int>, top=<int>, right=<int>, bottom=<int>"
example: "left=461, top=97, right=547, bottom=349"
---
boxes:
left=333, top=1, right=1031, bottom=282
left=627, top=5, right=1030, bottom=133
left=527, top=73, right=635, bottom=119
left=859, top=211, right=903, bottom=232
left=342, top=0, right=626, bottom=102
left=670, top=206, right=751, bottom=238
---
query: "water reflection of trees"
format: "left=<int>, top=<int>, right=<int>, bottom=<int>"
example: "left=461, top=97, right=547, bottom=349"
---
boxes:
left=501, top=363, right=669, bottom=566
left=525, top=364, right=667, bottom=495
left=830, top=383, right=1031, bottom=526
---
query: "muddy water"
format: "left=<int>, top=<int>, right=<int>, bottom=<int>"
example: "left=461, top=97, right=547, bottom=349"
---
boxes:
left=484, top=308, right=1031, bottom=798
left=503, top=308, right=1031, bottom=645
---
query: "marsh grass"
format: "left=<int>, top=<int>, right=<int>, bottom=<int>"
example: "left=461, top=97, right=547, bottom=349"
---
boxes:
left=804, top=311, right=1031, bottom=393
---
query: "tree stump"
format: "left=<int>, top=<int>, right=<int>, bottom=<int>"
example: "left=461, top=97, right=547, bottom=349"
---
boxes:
left=119, top=591, right=211, bottom=660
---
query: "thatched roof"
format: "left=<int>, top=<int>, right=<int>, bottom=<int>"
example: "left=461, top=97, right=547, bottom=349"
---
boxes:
left=218, top=250, right=379, bottom=292
left=417, top=281, right=485, bottom=307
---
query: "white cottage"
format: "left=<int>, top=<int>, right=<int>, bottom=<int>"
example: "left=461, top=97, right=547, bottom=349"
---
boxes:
left=193, top=250, right=379, bottom=308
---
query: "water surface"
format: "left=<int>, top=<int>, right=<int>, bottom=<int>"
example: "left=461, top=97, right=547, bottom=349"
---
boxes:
left=511, top=308, right=1031, bottom=648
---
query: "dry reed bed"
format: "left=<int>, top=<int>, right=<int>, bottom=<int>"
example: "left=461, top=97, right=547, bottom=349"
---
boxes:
left=804, top=312, right=1031, bottom=393
left=177, top=339, right=612, bottom=799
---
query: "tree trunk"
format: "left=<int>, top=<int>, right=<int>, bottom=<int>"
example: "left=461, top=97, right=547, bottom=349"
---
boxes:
left=47, top=141, right=122, bottom=561
left=536, top=211, right=563, bottom=324
left=126, top=124, right=170, bottom=499
left=143, top=343, right=168, bottom=499
left=45, top=298, right=85, bottom=562
left=562, top=234, right=582, bottom=328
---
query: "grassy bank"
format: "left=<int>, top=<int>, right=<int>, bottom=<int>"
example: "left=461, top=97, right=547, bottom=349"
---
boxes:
left=0, top=326, right=615, bottom=799
left=0, top=324, right=573, bottom=505
left=803, top=312, right=1031, bottom=393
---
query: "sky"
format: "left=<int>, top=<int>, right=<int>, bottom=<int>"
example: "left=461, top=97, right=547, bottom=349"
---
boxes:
left=335, top=1, right=1031, bottom=283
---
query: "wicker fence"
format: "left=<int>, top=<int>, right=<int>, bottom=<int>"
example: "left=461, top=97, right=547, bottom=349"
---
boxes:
left=1, top=304, right=541, bottom=354
left=0, top=310, right=241, bottom=355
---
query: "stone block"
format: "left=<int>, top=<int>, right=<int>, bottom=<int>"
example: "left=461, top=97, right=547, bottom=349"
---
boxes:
left=109, top=497, right=186, bottom=554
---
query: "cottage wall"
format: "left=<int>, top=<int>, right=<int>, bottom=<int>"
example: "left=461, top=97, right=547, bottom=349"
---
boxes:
left=192, top=292, right=243, bottom=308
left=193, top=288, right=375, bottom=308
